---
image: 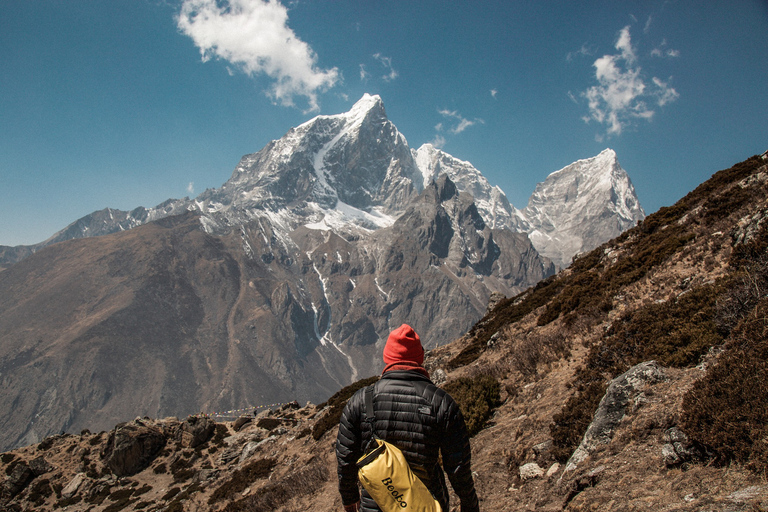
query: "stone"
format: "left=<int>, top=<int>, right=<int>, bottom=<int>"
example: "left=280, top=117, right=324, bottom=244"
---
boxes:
left=179, top=415, right=215, bottom=448
left=564, top=361, right=666, bottom=474
left=533, top=440, right=553, bottom=456
left=519, top=462, right=544, bottom=481
left=29, top=455, right=53, bottom=476
left=546, top=463, right=561, bottom=478
left=662, top=427, right=696, bottom=467
left=3, top=461, right=34, bottom=497
left=102, top=419, right=166, bottom=476
left=61, top=472, right=87, bottom=499
left=233, top=416, right=253, bottom=432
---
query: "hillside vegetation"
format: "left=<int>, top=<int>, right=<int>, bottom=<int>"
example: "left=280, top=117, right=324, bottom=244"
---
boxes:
left=2, top=153, right=768, bottom=511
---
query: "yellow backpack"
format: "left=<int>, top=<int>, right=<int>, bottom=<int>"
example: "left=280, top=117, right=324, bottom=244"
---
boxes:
left=356, top=385, right=442, bottom=512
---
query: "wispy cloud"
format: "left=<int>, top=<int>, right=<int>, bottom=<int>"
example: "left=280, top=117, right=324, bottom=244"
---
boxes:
left=580, top=26, right=679, bottom=136
left=177, top=0, right=338, bottom=112
left=567, top=43, right=592, bottom=62
left=490, top=89, right=498, bottom=99
left=187, top=182, right=195, bottom=195
left=372, top=53, right=398, bottom=81
left=430, top=134, right=447, bottom=149
left=437, top=109, right=484, bottom=134
left=359, top=63, right=370, bottom=81
left=430, top=109, right=483, bottom=148
left=651, top=39, right=680, bottom=58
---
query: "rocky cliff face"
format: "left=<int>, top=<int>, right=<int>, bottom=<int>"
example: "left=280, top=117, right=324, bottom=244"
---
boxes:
left=520, top=148, right=645, bottom=267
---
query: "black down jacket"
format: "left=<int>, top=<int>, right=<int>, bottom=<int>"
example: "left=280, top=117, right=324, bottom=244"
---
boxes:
left=336, top=370, right=480, bottom=512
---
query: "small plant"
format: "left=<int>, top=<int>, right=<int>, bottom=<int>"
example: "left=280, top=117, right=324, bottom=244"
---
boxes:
left=311, top=375, right=379, bottom=441
left=208, top=458, right=277, bottom=505
left=442, top=374, right=501, bottom=437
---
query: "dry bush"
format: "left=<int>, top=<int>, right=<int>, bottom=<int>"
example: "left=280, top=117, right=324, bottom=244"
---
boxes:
left=442, top=373, right=501, bottom=437
left=681, top=298, right=768, bottom=473
left=222, top=458, right=329, bottom=512
left=311, top=375, right=379, bottom=441
left=505, top=329, right=570, bottom=379
left=208, top=458, right=277, bottom=505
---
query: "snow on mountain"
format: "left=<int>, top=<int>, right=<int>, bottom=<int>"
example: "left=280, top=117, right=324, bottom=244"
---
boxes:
left=520, top=148, right=646, bottom=268
left=2, top=95, right=644, bottom=273
left=412, top=143, right=525, bottom=232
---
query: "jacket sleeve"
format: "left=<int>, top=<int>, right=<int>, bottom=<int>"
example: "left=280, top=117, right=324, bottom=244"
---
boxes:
left=336, top=390, right=364, bottom=506
left=439, top=394, right=480, bottom=512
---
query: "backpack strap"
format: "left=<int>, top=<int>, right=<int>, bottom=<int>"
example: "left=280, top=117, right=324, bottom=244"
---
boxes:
left=364, top=384, right=376, bottom=435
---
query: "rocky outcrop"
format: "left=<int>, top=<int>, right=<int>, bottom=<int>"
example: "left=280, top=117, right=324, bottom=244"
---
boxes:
left=564, top=361, right=667, bottom=474
left=102, top=419, right=167, bottom=477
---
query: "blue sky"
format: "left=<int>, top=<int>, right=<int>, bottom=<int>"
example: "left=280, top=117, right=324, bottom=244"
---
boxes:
left=1, top=0, right=767, bottom=246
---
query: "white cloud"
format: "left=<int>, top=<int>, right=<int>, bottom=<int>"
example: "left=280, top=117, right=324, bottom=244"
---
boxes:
left=437, top=109, right=484, bottom=134
left=652, top=77, right=680, bottom=106
left=372, top=53, right=398, bottom=81
left=644, top=15, right=653, bottom=34
left=359, top=63, right=370, bottom=81
left=490, top=89, right=498, bottom=98
left=177, top=0, right=338, bottom=112
left=187, top=182, right=195, bottom=195
left=430, top=134, right=446, bottom=148
left=566, top=43, right=592, bottom=62
left=581, top=26, right=679, bottom=136
left=651, top=39, right=680, bottom=58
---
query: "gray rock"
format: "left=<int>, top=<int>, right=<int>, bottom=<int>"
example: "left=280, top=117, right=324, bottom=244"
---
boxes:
left=102, top=419, right=166, bottom=476
left=233, top=416, right=253, bottom=432
left=564, top=361, right=666, bottom=474
left=519, top=462, right=544, bottom=481
left=29, top=455, right=53, bottom=476
left=2, top=461, right=34, bottom=497
left=179, top=415, right=215, bottom=448
left=662, top=427, right=696, bottom=466
left=61, top=472, right=87, bottom=499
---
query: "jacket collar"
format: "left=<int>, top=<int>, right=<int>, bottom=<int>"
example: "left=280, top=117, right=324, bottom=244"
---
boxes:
left=380, top=368, right=433, bottom=384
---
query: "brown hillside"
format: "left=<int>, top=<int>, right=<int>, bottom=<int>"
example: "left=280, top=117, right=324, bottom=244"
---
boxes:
left=2, top=153, right=767, bottom=511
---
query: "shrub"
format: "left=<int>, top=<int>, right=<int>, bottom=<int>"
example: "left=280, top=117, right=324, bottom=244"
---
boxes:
left=208, top=458, right=277, bottom=505
left=442, top=374, right=501, bottom=437
left=311, top=375, right=379, bottom=441
left=550, top=380, right=608, bottom=462
left=507, top=330, right=571, bottom=379
left=681, top=299, right=768, bottom=473
left=550, top=281, right=726, bottom=462
left=447, top=275, right=567, bottom=368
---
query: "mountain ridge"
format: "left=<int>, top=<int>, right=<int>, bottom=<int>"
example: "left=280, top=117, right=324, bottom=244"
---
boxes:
left=0, top=95, right=642, bottom=452
left=0, top=95, right=642, bottom=271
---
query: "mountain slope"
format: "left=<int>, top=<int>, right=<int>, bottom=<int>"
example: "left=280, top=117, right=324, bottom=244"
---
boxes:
left=1, top=152, right=765, bottom=512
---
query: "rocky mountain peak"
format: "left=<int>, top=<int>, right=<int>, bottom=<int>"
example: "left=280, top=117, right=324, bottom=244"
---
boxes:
left=520, top=148, right=645, bottom=267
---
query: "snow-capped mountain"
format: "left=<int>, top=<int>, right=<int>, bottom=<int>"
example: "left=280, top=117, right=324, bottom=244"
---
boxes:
left=0, top=95, right=644, bottom=450
left=519, top=149, right=646, bottom=267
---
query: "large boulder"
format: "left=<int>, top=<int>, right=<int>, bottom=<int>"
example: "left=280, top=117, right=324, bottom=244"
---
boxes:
left=178, top=415, right=215, bottom=448
left=564, top=361, right=666, bottom=474
left=2, top=461, right=34, bottom=497
left=102, top=418, right=166, bottom=476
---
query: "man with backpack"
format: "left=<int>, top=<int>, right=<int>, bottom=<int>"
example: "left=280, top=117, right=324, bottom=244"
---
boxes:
left=336, top=324, right=480, bottom=512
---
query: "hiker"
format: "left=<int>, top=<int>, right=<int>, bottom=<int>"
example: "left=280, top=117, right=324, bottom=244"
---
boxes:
left=336, top=324, right=480, bottom=512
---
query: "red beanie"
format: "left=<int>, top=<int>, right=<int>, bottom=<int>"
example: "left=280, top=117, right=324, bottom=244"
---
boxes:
left=383, top=324, right=424, bottom=366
